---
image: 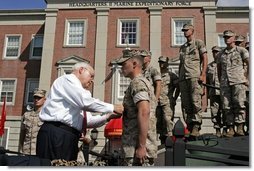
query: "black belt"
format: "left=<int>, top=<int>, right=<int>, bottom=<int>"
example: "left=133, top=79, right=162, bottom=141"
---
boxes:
left=45, top=121, right=80, bottom=137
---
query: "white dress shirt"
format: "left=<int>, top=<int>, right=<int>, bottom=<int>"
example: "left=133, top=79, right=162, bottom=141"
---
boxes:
left=39, top=74, right=113, bottom=131
left=86, top=112, right=107, bottom=128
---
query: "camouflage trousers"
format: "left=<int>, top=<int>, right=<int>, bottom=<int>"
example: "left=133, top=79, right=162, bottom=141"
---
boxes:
left=156, top=104, right=174, bottom=136
left=220, top=84, right=247, bottom=126
left=179, top=78, right=203, bottom=128
left=210, top=95, right=225, bottom=129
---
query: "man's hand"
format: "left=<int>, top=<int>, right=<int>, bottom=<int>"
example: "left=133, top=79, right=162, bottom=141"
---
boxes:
left=199, top=75, right=206, bottom=84
left=106, top=113, right=122, bottom=121
left=79, top=133, right=91, bottom=144
left=135, top=145, right=147, bottom=164
left=113, top=104, right=124, bottom=115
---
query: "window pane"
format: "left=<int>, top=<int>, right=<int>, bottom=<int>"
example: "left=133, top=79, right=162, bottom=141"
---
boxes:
left=6, top=36, right=20, bottom=57
left=27, top=81, right=39, bottom=103
left=33, top=47, right=42, bottom=56
left=218, top=35, right=226, bottom=48
left=32, top=36, right=43, bottom=57
left=119, top=73, right=130, bottom=97
left=68, top=21, right=84, bottom=45
left=121, top=20, right=137, bottom=45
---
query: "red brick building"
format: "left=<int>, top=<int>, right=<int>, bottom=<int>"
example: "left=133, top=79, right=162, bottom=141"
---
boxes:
left=0, top=0, right=249, bottom=154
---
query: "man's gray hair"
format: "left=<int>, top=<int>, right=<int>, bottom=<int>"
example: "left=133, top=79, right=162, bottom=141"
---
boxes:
left=72, top=62, right=90, bottom=71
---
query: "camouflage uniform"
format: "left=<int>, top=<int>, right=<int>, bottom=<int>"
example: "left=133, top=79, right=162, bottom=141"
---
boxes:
left=168, top=71, right=180, bottom=118
left=143, top=64, right=161, bottom=88
left=207, top=60, right=224, bottom=129
left=157, top=72, right=174, bottom=137
left=179, top=39, right=207, bottom=130
left=122, top=75, right=157, bottom=166
left=216, top=46, right=249, bottom=127
left=21, top=109, right=43, bottom=155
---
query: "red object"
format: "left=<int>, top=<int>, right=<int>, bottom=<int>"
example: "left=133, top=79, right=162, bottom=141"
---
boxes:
left=104, top=117, right=122, bottom=138
left=83, top=111, right=87, bottom=135
left=0, top=97, right=7, bottom=136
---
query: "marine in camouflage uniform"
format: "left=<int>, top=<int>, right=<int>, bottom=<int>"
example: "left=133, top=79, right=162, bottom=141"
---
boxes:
left=206, top=46, right=226, bottom=137
left=114, top=49, right=157, bottom=166
left=140, top=50, right=162, bottom=101
left=217, top=30, right=249, bottom=137
left=156, top=56, right=175, bottom=144
left=178, top=24, right=208, bottom=137
left=20, top=89, right=46, bottom=155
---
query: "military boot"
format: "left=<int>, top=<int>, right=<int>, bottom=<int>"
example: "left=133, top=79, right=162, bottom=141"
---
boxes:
left=235, top=123, right=245, bottom=136
left=190, top=124, right=200, bottom=137
left=215, top=128, right=222, bottom=138
left=222, top=128, right=227, bottom=137
left=225, top=126, right=235, bottom=138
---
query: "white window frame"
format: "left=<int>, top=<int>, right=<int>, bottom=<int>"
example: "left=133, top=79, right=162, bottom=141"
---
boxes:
left=64, top=19, right=87, bottom=47
left=3, top=34, right=22, bottom=60
left=246, top=33, right=249, bottom=42
left=117, top=18, right=140, bottom=48
left=171, top=18, right=193, bottom=46
left=218, top=34, right=226, bottom=48
left=25, top=78, right=39, bottom=105
left=0, top=127, right=10, bottom=149
left=30, top=34, right=43, bottom=60
left=111, top=66, right=130, bottom=103
left=0, top=78, right=17, bottom=105
left=57, top=66, right=73, bottom=77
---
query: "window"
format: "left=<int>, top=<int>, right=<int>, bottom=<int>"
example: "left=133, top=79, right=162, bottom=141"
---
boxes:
left=0, top=128, right=9, bottom=149
left=172, top=18, right=193, bottom=46
left=117, top=19, right=140, bottom=47
left=3, top=35, right=22, bottom=59
left=218, top=34, right=226, bottom=48
left=0, top=79, right=16, bottom=104
left=118, top=72, right=130, bottom=99
left=25, top=79, right=39, bottom=104
left=111, top=66, right=130, bottom=103
left=30, top=35, right=43, bottom=59
left=58, top=67, right=73, bottom=76
left=64, top=19, right=87, bottom=47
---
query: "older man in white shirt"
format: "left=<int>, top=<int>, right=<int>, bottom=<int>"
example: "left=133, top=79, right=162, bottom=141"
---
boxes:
left=36, top=62, right=123, bottom=161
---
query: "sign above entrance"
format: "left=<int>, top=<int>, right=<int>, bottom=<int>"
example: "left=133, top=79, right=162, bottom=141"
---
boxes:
left=69, top=1, right=192, bottom=8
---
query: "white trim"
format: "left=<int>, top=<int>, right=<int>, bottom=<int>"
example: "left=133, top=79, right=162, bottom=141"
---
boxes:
left=2, top=34, right=22, bottom=60
left=63, top=18, right=87, bottom=47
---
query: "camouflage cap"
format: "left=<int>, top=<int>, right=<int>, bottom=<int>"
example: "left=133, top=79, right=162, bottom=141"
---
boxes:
left=158, top=56, right=169, bottom=63
left=33, top=89, right=47, bottom=97
left=235, top=35, right=245, bottom=42
left=181, top=23, right=194, bottom=31
left=211, top=46, right=221, bottom=52
left=140, top=50, right=152, bottom=57
left=223, top=30, right=235, bottom=37
left=115, top=49, right=141, bottom=65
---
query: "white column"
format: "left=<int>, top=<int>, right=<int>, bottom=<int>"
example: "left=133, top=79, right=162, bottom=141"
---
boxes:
left=203, top=6, right=217, bottom=63
left=149, top=6, right=162, bottom=70
left=93, top=8, right=109, bottom=100
left=39, top=9, right=58, bottom=92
